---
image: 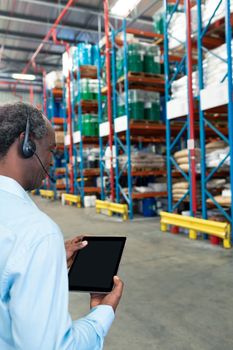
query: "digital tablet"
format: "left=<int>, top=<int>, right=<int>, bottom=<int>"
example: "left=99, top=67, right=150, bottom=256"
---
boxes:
left=68, top=236, right=126, bottom=293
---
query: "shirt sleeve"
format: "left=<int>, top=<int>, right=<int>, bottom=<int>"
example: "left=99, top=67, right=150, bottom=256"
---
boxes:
left=5, top=232, right=115, bottom=350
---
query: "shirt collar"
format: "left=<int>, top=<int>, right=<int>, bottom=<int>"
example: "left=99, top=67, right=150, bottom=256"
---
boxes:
left=0, top=175, right=34, bottom=204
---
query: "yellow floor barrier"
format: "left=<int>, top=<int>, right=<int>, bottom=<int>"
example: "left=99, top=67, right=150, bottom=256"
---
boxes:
left=96, top=200, right=128, bottom=220
left=61, top=193, right=81, bottom=208
left=39, top=189, right=55, bottom=201
left=160, top=211, right=231, bottom=249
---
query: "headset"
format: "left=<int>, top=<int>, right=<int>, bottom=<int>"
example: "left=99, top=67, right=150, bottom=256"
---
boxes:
left=21, top=116, right=55, bottom=183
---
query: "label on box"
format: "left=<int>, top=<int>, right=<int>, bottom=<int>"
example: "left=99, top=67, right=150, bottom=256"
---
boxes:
left=64, top=134, right=71, bottom=146
left=114, top=116, right=128, bottom=133
left=154, top=57, right=160, bottom=63
left=73, top=131, right=81, bottom=144
left=99, top=122, right=110, bottom=137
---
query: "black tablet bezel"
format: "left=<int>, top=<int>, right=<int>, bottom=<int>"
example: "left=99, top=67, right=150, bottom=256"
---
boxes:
left=68, top=236, right=126, bottom=293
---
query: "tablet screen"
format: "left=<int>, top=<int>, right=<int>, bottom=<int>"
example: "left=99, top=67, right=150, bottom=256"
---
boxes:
left=68, top=236, right=126, bottom=293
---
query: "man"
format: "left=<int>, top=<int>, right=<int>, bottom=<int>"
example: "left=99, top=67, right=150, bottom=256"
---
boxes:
left=0, top=102, right=124, bottom=349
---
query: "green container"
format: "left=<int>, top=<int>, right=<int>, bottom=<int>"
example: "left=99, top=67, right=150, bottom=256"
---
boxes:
left=144, top=103, right=160, bottom=121
left=153, top=11, right=164, bottom=34
left=90, top=79, right=99, bottom=101
left=129, top=102, right=144, bottom=120
left=80, top=79, right=93, bottom=100
left=117, top=105, right=125, bottom=117
left=117, top=44, right=144, bottom=77
left=144, top=45, right=161, bottom=74
left=128, top=89, right=145, bottom=120
left=144, top=56, right=161, bottom=74
left=82, top=114, right=98, bottom=136
left=153, top=5, right=176, bottom=34
left=144, top=92, right=160, bottom=121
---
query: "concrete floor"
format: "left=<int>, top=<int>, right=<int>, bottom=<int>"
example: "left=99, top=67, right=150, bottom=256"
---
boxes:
left=33, top=196, right=233, bottom=350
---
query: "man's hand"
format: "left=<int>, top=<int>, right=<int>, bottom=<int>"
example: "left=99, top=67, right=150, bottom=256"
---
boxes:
left=90, top=276, right=124, bottom=313
left=65, top=236, right=88, bottom=268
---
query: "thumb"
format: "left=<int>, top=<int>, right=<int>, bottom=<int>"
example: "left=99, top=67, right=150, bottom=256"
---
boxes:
left=113, top=276, right=124, bottom=294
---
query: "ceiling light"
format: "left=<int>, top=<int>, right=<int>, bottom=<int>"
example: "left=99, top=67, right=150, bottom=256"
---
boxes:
left=12, top=73, right=36, bottom=81
left=111, top=0, right=142, bottom=17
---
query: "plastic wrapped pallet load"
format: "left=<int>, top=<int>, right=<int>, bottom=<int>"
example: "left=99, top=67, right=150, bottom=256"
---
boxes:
left=55, top=131, right=64, bottom=145
left=202, top=0, right=233, bottom=27
left=207, top=195, right=231, bottom=207
left=203, top=41, right=233, bottom=88
left=205, top=140, right=229, bottom=168
left=168, top=6, right=199, bottom=50
left=46, top=71, right=63, bottom=90
left=173, top=148, right=200, bottom=173
left=118, top=151, right=165, bottom=170
left=172, top=182, right=189, bottom=200
left=171, top=71, right=199, bottom=100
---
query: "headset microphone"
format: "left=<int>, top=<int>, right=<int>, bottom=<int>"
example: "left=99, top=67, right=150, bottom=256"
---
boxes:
left=34, top=152, right=56, bottom=184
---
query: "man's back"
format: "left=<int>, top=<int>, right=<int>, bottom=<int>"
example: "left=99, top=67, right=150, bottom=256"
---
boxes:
left=0, top=175, right=68, bottom=349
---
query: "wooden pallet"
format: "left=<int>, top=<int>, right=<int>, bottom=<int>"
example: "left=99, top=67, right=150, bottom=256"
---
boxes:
left=128, top=71, right=164, bottom=79
left=129, top=119, right=163, bottom=125
left=74, top=65, right=97, bottom=79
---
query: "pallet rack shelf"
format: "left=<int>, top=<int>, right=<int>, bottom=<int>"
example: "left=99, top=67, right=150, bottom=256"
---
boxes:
left=98, top=19, right=168, bottom=219
left=71, top=46, right=101, bottom=203
left=197, top=0, right=233, bottom=241
left=45, top=86, right=67, bottom=199
left=161, top=0, right=233, bottom=246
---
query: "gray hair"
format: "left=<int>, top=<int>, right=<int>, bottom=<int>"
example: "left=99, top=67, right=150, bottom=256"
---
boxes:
left=0, top=102, right=47, bottom=159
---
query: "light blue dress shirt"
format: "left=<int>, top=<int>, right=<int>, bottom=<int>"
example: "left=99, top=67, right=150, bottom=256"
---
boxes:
left=0, top=175, right=114, bottom=350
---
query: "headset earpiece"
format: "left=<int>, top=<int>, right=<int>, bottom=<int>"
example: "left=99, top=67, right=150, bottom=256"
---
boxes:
left=21, top=117, right=36, bottom=158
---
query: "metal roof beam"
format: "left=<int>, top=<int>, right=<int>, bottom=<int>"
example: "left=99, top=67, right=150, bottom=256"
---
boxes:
left=0, top=10, right=101, bottom=34
left=17, top=0, right=153, bottom=25
left=127, top=0, right=160, bottom=26
left=1, top=44, right=62, bottom=56
left=1, top=57, right=61, bottom=68
left=0, top=30, right=75, bottom=46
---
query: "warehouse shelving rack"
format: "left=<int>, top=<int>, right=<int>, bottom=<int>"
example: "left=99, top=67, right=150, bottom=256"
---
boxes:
left=63, top=57, right=75, bottom=197
left=72, top=48, right=101, bottom=205
left=40, top=87, right=66, bottom=199
left=163, top=0, right=198, bottom=218
left=100, top=19, right=169, bottom=219
left=97, top=48, right=112, bottom=202
left=62, top=81, right=74, bottom=195
left=196, top=0, right=233, bottom=241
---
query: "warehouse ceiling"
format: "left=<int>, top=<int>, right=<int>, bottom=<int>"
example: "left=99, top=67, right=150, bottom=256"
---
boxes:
left=0, top=0, right=162, bottom=81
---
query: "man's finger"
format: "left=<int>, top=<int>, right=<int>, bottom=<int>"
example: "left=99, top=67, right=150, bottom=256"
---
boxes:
left=113, top=276, right=124, bottom=295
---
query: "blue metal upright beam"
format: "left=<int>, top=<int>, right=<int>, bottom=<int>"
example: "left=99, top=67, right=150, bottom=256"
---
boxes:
left=163, top=0, right=172, bottom=212
left=75, top=49, right=85, bottom=204
left=111, top=30, right=120, bottom=204
left=225, top=0, right=233, bottom=242
left=97, top=46, right=105, bottom=201
left=163, top=0, right=191, bottom=214
left=122, top=19, right=133, bottom=219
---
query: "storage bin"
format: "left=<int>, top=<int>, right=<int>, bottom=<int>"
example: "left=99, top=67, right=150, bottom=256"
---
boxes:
left=142, top=198, right=157, bottom=217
